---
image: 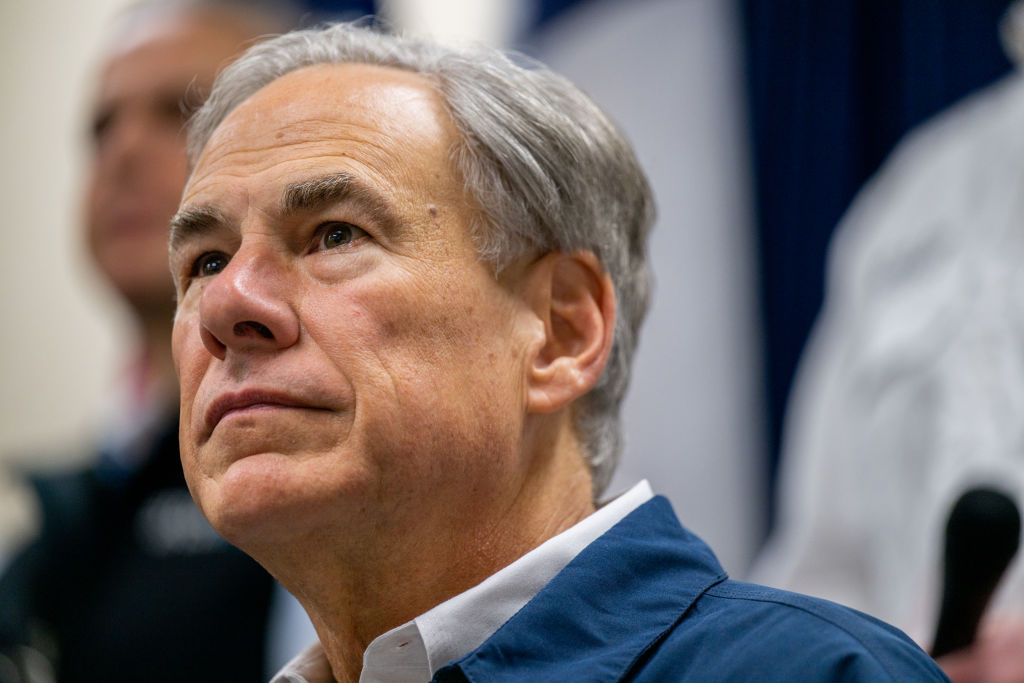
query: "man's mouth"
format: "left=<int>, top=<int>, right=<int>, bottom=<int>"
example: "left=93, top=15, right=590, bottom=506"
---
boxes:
left=204, top=389, right=324, bottom=433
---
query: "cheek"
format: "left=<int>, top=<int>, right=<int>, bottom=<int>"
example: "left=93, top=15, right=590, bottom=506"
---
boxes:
left=171, top=314, right=207, bottom=434
left=318, top=271, right=526, bottom=436
left=171, top=311, right=195, bottom=380
left=83, top=173, right=105, bottom=245
left=315, top=269, right=510, bottom=370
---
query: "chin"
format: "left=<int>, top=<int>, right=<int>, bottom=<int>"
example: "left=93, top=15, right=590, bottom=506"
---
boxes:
left=198, top=453, right=295, bottom=541
left=195, top=451, right=363, bottom=555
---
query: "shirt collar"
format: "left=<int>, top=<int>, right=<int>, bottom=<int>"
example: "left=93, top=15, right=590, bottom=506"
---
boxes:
left=271, top=640, right=334, bottom=683
left=439, top=495, right=728, bottom=682
left=270, top=481, right=653, bottom=683
left=411, top=480, right=654, bottom=677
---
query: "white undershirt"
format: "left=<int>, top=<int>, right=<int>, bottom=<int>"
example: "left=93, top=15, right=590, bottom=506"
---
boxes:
left=272, top=480, right=654, bottom=683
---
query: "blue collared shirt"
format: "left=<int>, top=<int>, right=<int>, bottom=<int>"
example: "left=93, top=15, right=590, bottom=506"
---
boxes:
left=435, top=496, right=949, bottom=682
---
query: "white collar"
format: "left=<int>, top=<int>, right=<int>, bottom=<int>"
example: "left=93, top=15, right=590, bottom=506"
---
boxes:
left=272, top=481, right=654, bottom=683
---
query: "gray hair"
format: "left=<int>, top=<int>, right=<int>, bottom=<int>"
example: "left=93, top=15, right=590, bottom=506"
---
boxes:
left=186, top=22, right=655, bottom=496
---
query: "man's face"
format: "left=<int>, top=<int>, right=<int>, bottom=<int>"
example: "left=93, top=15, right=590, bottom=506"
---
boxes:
left=85, top=14, right=254, bottom=317
left=171, top=64, right=540, bottom=552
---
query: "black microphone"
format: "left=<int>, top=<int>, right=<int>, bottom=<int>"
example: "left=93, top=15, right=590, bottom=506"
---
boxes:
left=931, top=487, right=1020, bottom=658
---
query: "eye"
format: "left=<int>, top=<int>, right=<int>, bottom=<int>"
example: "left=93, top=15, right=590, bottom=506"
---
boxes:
left=190, top=251, right=230, bottom=278
left=315, top=221, right=364, bottom=251
left=90, top=108, right=114, bottom=147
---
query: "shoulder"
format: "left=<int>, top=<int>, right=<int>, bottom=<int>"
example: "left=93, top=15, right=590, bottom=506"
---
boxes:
left=634, top=579, right=949, bottom=681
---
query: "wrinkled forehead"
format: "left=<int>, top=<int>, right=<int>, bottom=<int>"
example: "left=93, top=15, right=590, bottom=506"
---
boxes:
left=186, top=61, right=466, bottom=216
left=186, top=63, right=458, bottom=194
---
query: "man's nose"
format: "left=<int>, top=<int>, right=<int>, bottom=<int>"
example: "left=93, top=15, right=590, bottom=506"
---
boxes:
left=198, top=247, right=300, bottom=360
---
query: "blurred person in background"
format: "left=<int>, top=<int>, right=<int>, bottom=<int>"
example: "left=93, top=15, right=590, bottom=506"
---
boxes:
left=753, top=3, right=1024, bottom=681
left=0, top=2, right=315, bottom=681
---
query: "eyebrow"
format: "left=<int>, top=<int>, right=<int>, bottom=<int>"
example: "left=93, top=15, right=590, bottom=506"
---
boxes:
left=170, top=172, right=398, bottom=253
left=281, top=172, right=393, bottom=224
left=170, top=205, right=225, bottom=253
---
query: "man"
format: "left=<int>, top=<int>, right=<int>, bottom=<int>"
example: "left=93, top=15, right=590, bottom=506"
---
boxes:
left=170, top=22, right=949, bottom=682
left=0, top=2, right=307, bottom=681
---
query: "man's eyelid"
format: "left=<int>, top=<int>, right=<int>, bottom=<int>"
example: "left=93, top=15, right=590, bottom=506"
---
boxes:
left=172, top=230, right=233, bottom=282
left=307, top=220, right=368, bottom=252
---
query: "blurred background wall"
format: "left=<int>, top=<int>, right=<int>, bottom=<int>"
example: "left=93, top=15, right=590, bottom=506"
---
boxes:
left=0, top=0, right=1016, bottom=577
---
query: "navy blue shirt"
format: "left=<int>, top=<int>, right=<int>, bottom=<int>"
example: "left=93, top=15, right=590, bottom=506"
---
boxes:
left=436, top=496, right=948, bottom=681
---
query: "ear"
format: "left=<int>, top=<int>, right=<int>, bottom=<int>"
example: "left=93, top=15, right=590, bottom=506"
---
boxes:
left=523, top=251, right=615, bottom=414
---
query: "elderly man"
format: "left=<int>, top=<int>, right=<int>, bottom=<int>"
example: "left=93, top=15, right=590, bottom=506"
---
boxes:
left=170, top=22, right=948, bottom=682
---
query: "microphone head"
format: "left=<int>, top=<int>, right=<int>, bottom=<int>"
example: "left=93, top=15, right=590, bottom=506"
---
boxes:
left=931, top=486, right=1021, bottom=657
left=943, top=487, right=1021, bottom=584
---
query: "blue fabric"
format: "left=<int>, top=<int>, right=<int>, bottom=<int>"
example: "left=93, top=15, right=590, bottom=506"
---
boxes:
left=435, top=496, right=948, bottom=682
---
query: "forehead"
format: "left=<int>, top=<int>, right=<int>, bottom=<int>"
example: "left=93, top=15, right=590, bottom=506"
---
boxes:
left=185, top=63, right=459, bottom=204
left=96, top=13, right=255, bottom=105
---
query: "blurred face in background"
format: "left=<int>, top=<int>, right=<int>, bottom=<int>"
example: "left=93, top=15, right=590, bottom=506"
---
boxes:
left=85, top=9, right=267, bottom=321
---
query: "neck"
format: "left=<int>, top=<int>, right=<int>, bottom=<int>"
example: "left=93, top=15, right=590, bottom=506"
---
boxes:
left=263, top=415, right=595, bottom=683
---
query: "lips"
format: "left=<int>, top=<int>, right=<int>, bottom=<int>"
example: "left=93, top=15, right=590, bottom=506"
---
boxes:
left=204, top=389, right=325, bottom=434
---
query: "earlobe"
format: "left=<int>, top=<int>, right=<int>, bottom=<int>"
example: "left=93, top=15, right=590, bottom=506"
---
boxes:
left=525, top=251, right=615, bottom=414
